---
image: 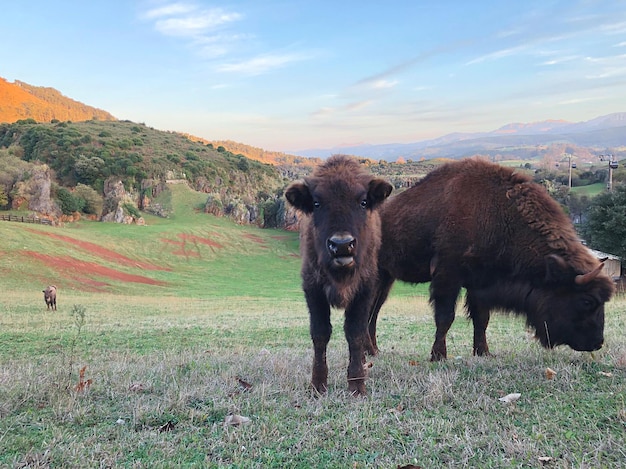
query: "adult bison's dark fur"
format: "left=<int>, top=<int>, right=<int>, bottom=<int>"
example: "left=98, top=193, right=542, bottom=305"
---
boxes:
left=369, top=159, right=614, bottom=361
left=285, top=155, right=393, bottom=395
left=43, top=285, right=57, bottom=311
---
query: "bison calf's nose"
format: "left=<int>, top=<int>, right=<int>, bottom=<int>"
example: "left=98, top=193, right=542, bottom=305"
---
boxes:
left=327, top=235, right=356, bottom=267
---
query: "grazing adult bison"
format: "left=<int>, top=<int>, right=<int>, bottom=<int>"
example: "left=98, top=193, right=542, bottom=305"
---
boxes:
left=368, top=158, right=614, bottom=361
left=285, top=155, right=393, bottom=395
left=43, top=285, right=57, bottom=311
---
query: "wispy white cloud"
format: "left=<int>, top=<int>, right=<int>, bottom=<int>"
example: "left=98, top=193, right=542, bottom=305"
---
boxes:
left=141, top=2, right=313, bottom=74
left=310, top=100, right=373, bottom=119
left=370, top=79, right=398, bottom=89
left=142, top=3, right=241, bottom=38
left=599, top=21, right=626, bottom=35
left=465, top=45, right=528, bottom=66
left=216, top=52, right=313, bottom=75
left=154, top=11, right=241, bottom=37
left=540, top=54, right=580, bottom=65
left=142, top=2, right=196, bottom=19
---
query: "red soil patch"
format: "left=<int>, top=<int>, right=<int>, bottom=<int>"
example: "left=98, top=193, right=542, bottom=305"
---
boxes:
left=243, top=233, right=267, bottom=245
left=24, top=251, right=167, bottom=286
left=27, top=229, right=170, bottom=271
left=159, top=233, right=223, bottom=257
left=270, top=235, right=293, bottom=241
left=178, top=233, right=224, bottom=249
left=161, top=238, right=201, bottom=258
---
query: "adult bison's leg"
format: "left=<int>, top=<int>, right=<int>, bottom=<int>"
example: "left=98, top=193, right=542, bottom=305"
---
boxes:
left=305, top=287, right=332, bottom=394
left=466, top=290, right=491, bottom=356
left=345, top=290, right=375, bottom=395
left=429, top=274, right=461, bottom=361
left=366, top=271, right=395, bottom=355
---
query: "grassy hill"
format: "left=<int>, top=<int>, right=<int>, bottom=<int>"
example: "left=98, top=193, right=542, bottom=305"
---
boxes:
left=0, top=184, right=303, bottom=298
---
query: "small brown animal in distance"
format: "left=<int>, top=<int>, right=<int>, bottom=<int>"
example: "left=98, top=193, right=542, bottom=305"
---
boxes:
left=43, top=285, right=57, bottom=311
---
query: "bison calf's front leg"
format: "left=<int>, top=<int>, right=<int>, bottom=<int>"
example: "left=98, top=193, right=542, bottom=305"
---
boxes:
left=307, top=292, right=332, bottom=394
left=346, top=341, right=367, bottom=395
left=311, top=338, right=329, bottom=394
left=345, top=308, right=370, bottom=395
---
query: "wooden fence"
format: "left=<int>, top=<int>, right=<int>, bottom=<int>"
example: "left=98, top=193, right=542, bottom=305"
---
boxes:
left=0, top=214, right=53, bottom=225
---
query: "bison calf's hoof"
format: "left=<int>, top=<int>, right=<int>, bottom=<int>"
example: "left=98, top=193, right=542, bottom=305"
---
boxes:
left=348, top=380, right=366, bottom=396
left=311, top=381, right=328, bottom=396
left=430, top=352, right=447, bottom=362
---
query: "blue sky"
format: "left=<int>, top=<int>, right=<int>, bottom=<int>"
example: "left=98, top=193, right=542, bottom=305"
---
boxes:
left=2, top=1, right=626, bottom=152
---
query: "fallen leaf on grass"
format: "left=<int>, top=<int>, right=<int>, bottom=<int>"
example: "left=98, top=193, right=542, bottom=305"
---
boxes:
left=598, top=371, right=613, bottom=377
left=75, top=366, right=92, bottom=393
left=499, top=393, right=521, bottom=404
left=408, top=360, right=419, bottom=367
left=158, top=421, right=176, bottom=433
left=538, top=456, right=554, bottom=464
left=128, top=383, right=145, bottom=392
left=224, top=414, right=251, bottom=426
left=545, top=367, right=557, bottom=380
left=397, top=465, right=422, bottom=469
left=236, top=377, right=253, bottom=391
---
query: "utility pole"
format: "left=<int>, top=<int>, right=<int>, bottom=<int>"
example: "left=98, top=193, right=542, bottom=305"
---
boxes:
left=561, top=153, right=574, bottom=188
left=600, top=154, right=619, bottom=191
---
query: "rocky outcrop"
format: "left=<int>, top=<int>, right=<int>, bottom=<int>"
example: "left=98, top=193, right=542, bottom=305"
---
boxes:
left=100, top=178, right=144, bottom=224
left=10, top=164, right=61, bottom=217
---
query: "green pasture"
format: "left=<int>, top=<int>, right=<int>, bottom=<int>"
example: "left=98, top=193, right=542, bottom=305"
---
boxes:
left=0, top=184, right=624, bottom=468
left=570, top=182, right=606, bottom=197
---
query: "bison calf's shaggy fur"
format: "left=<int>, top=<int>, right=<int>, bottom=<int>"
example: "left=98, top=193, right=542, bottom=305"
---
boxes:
left=369, top=159, right=614, bottom=360
left=285, top=155, right=393, bottom=395
left=43, top=285, right=57, bottom=311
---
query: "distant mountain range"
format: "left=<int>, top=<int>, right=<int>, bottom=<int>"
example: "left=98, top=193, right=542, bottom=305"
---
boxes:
left=0, top=77, right=115, bottom=123
left=293, top=113, right=626, bottom=161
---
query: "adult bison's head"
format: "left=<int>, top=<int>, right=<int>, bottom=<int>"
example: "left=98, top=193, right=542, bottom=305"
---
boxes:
left=527, top=255, right=614, bottom=352
left=285, top=156, right=392, bottom=277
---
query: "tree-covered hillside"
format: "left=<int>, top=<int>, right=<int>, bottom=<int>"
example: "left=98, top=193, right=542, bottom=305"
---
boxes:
left=0, top=78, right=115, bottom=123
left=0, top=119, right=289, bottom=226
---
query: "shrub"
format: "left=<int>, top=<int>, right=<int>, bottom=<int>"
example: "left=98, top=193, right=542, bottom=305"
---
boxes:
left=122, top=203, right=141, bottom=218
left=74, top=183, right=103, bottom=215
left=56, top=187, right=85, bottom=215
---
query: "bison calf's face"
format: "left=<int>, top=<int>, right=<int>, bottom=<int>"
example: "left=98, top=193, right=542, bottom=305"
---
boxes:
left=286, top=174, right=392, bottom=279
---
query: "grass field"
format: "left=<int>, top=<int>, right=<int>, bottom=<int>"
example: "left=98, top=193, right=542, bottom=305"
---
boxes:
left=0, top=184, right=624, bottom=468
left=570, top=183, right=606, bottom=197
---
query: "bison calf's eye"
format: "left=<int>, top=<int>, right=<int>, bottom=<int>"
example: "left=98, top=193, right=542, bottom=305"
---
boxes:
left=360, top=199, right=368, bottom=209
left=313, top=201, right=321, bottom=209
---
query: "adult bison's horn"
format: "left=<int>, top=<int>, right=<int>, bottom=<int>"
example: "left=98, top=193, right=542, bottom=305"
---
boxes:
left=575, top=263, right=604, bottom=285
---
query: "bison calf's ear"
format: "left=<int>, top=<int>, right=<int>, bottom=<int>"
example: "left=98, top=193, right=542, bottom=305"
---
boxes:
left=367, top=179, right=393, bottom=208
left=285, top=182, right=315, bottom=214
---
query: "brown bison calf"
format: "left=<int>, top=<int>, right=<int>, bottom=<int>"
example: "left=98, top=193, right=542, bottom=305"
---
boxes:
left=285, top=155, right=393, bottom=395
left=368, top=159, right=614, bottom=360
left=43, top=285, right=57, bottom=311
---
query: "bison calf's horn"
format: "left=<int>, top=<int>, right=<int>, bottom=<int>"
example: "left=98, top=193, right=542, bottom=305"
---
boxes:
left=327, top=235, right=356, bottom=257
